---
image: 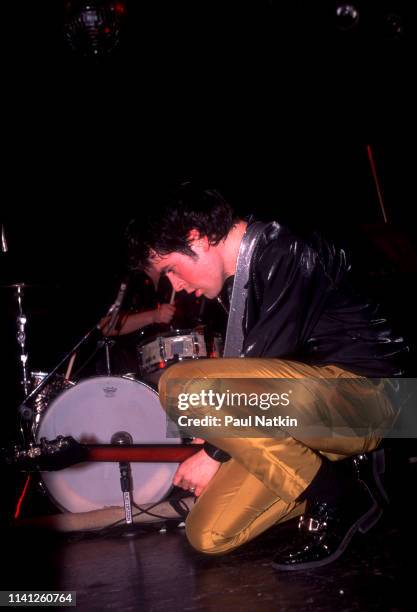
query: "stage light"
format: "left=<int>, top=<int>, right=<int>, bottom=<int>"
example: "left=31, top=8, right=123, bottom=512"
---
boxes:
left=383, top=12, right=404, bottom=40
left=64, top=0, right=127, bottom=56
left=335, top=2, right=360, bottom=30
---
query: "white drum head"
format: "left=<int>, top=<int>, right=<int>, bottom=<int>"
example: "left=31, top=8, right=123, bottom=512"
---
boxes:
left=36, top=376, right=180, bottom=513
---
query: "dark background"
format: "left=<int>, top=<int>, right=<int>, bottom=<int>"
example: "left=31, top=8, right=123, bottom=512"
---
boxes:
left=1, top=1, right=417, bottom=518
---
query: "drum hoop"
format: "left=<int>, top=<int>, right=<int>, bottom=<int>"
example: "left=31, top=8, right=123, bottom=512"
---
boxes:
left=30, top=370, right=49, bottom=378
left=137, top=328, right=203, bottom=347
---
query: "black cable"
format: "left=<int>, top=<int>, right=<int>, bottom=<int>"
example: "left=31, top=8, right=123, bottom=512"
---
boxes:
left=85, top=494, right=196, bottom=538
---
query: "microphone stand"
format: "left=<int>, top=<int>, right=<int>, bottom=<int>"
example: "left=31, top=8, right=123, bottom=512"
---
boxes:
left=99, top=279, right=129, bottom=375
left=111, top=431, right=135, bottom=535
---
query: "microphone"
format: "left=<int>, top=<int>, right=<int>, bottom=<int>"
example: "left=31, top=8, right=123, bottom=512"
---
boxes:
left=111, top=431, right=133, bottom=525
left=105, top=278, right=129, bottom=335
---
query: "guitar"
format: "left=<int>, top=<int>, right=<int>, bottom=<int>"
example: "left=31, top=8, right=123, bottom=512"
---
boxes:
left=2, top=436, right=202, bottom=472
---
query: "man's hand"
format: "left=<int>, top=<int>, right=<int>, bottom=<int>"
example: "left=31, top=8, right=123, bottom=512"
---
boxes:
left=154, top=303, right=175, bottom=324
left=173, top=449, right=221, bottom=497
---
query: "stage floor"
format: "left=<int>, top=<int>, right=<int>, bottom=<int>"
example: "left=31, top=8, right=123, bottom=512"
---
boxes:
left=2, top=504, right=415, bottom=612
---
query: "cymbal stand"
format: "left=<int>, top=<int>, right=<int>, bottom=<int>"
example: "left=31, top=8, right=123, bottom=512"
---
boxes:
left=14, top=284, right=30, bottom=397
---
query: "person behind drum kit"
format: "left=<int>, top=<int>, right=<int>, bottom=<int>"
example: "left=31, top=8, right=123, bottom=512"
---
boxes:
left=100, top=298, right=175, bottom=336
left=99, top=267, right=176, bottom=338
left=94, top=268, right=176, bottom=378
left=126, top=181, right=410, bottom=571
left=98, top=265, right=223, bottom=381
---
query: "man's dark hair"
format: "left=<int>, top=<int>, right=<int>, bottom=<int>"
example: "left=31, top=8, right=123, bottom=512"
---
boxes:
left=126, top=182, right=238, bottom=270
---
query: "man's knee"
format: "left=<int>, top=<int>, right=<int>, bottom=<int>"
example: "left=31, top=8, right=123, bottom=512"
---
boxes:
left=184, top=498, right=241, bottom=555
left=185, top=516, right=232, bottom=555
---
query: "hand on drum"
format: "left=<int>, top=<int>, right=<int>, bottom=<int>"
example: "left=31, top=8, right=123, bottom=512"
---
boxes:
left=153, top=303, right=175, bottom=324
left=173, top=449, right=221, bottom=497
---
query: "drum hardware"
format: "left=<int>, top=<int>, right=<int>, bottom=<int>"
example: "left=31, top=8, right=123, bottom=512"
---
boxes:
left=7, top=283, right=31, bottom=398
left=137, top=328, right=208, bottom=387
left=28, top=372, right=75, bottom=438
left=64, top=352, right=77, bottom=381
left=111, top=431, right=134, bottom=525
left=137, top=327, right=224, bottom=387
left=210, top=333, right=224, bottom=359
left=96, top=337, right=117, bottom=376
left=0, top=282, right=58, bottom=400
left=195, top=324, right=224, bottom=359
left=16, top=284, right=30, bottom=396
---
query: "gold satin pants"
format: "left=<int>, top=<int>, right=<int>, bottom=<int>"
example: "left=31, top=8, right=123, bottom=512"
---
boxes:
left=158, top=358, right=395, bottom=555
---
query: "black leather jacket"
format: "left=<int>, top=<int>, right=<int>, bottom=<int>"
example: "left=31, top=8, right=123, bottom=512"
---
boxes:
left=204, top=221, right=410, bottom=462
left=241, top=222, right=409, bottom=377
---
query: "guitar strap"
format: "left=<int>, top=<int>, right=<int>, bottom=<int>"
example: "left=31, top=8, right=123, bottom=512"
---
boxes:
left=223, top=221, right=267, bottom=357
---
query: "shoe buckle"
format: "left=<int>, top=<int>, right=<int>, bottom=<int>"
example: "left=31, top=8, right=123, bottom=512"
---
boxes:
left=307, top=517, right=321, bottom=532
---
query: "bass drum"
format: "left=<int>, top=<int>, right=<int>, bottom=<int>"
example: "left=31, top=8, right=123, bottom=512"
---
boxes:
left=36, top=375, right=181, bottom=513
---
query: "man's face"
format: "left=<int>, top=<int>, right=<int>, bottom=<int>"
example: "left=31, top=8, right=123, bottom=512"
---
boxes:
left=150, top=235, right=225, bottom=299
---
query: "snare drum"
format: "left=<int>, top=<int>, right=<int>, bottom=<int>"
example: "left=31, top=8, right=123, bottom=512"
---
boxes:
left=137, top=328, right=207, bottom=386
left=36, top=375, right=181, bottom=513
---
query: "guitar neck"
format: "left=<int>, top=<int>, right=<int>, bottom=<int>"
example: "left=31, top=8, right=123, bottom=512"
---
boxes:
left=1, top=439, right=205, bottom=472
left=85, top=444, right=202, bottom=463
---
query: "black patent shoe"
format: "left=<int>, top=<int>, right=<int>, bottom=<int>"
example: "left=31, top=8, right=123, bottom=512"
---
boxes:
left=272, top=482, right=382, bottom=571
left=352, top=449, right=389, bottom=506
